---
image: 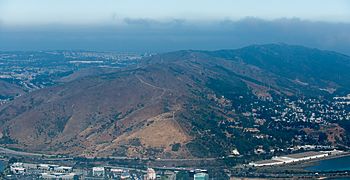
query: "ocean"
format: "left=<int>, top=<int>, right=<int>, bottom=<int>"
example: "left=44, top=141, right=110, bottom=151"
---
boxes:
left=305, top=155, right=350, bottom=172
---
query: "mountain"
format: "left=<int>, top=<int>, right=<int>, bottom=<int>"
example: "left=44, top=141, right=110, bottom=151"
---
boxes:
left=0, top=80, right=24, bottom=102
left=0, top=44, right=350, bottom=159
left=208, top=44, right=350, bottom=93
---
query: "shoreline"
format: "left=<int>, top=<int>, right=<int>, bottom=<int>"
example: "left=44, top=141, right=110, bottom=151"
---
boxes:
left=232, top=152, right=350, bottom=179
left=249, top=151, right=350, bottom=173
left=293, top=151, right=350, bottom=170
left=246, top=152, right=350, bottom=173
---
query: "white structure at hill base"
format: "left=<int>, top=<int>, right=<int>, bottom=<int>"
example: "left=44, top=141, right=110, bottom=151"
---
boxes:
left=249, top=150, right=343, bottom=167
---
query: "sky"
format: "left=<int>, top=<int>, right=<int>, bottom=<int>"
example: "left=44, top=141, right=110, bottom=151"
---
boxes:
left=0, top=0, right=350, bottom=25
left=0, top=0, right=350, bottom=54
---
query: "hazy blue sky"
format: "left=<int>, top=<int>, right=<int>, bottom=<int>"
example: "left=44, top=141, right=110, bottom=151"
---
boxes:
left=0, top=1, right=350, bottom=54
left=1, top=0, right=350, bottom=26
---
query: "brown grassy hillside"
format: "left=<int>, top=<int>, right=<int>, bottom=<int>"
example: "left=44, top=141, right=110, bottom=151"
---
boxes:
left=1, top=45, right=350, bottom=158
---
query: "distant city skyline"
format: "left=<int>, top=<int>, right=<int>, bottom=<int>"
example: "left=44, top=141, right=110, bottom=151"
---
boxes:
left=0, top=0, right=350, bottom=26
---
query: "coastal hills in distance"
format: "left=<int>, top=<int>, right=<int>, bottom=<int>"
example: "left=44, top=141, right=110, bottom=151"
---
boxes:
left=0, top=44, right=349, bottom=163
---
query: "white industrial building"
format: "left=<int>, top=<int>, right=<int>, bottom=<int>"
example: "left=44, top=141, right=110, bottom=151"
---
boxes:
left=194, top=172, right=209, bottom=180
left=92, top=167, right=105, bottom=177
left=146, top=168, right=156, bottom=180
left=55, top=166, right=73, bottom=173
left=10, top=162, right=74, bottom=175
left=41, top=172, right=77, bottom=180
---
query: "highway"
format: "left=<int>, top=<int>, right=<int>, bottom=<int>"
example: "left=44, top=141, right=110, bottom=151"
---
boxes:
left=0, top=146, right=219, bottom=162
left=0, top=146, right=46, bottom=157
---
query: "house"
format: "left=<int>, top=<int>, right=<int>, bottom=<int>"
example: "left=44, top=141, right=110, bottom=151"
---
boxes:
left=111, top=168, right=123, bottom=178
left=10, top=163, right=26, bottom=175
left=10, top=167, right=26, bottom=175
left=121, top=171, right=131, bottom=179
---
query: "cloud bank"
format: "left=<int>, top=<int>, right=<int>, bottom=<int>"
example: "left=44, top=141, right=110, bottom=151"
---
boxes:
left=1, top=18, right=350, bottom=55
